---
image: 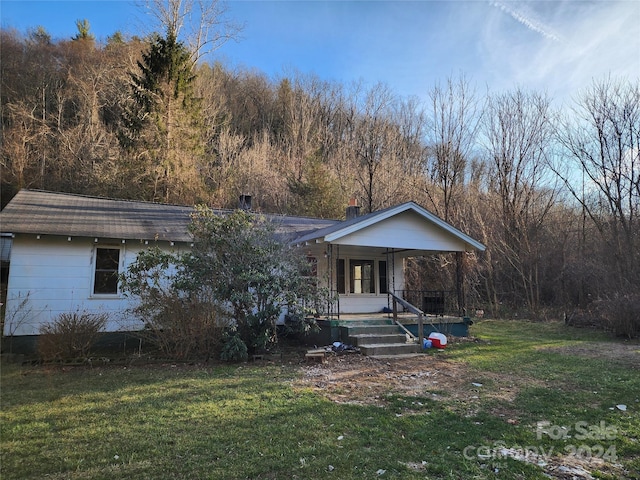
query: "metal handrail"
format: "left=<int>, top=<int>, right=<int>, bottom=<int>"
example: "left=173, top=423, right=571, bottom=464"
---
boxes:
left=389, top=292, right=423, bottom=348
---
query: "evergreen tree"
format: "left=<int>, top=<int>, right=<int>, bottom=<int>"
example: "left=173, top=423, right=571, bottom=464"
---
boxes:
left=121, top=32, right=205, bottom=203
left=287, top=155, right=345, bottom=218
left=72, top=19, right=94, bottom=42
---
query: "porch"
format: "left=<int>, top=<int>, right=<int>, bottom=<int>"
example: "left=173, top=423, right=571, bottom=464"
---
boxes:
left=334, top=312, right=473, bottom=337
left=300, top=293, right=473, bottom=357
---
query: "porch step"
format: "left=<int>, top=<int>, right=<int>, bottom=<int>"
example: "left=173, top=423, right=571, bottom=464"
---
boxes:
left=336, top=318, right=392, bottom=327
left=359, top=342, right=420, bottom=356
left=344, top=325, right=402, bottom=336
left=340, top=320, right=420, bottom=357
left=348, top=333, right=407, bottom=346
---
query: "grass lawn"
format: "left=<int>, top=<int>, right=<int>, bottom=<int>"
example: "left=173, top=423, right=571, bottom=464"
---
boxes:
left=1, top=320, right=639, bottom=479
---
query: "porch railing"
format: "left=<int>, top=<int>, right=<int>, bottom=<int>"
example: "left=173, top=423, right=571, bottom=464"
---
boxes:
left=394, top=290, right=458, bottom=316
left=389, top=292, right=424, bottom=349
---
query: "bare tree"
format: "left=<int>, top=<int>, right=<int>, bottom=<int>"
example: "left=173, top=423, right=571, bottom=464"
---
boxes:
left=481, top=88, right=558, bottom=312
left=423, top=75, right=480, bottom=222
left=555, top=78, right=640, bottom=292
left=349, top=82, right=401, bottom=212
left=140, top=0, right=242, bottom=64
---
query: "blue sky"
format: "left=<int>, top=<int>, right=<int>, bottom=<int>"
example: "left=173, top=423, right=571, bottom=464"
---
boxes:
left=2, top=1, right=639, bottom=104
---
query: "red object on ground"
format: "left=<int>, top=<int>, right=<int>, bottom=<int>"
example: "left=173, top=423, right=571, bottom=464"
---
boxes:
left=428, top=332, right=447, bottom=349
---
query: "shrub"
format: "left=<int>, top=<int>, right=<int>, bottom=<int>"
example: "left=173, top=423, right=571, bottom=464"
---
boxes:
left=120, top=247, right=231, bottom=361
left=182, top=207, right=325, bottom=354
left=219, top=332, right=248, bottom=362
left=139, top=295, right=229, bottom=361
left=38, top=312, right=107, bottom=361
left=282, top=311, right=320, bottom=337
left=121, top=209, right=327, bottom=361
left=597, top=293, right=640, bottom=338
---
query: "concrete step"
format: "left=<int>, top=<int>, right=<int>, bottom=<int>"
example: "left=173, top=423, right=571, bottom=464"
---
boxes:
left=337, top=319, right=393, bottom=327
left=348, top=333, right=407, bottom=346
left=359, top=342, right=421, bottom=356
left=343, top=325, right=403, bottom=336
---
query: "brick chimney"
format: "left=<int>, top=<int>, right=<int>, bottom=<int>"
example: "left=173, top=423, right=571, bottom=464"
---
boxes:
left=346, top=197, right=360, bottom=220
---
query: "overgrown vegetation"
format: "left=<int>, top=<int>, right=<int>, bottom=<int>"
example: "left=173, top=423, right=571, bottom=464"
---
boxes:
left=121, top=208, right=323, bottom=361
left=1, top=320, right=638, bottom=479
left=596, top=293, right=640, bottom=339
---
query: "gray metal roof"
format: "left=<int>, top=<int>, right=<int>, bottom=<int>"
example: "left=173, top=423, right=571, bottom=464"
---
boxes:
left=0, top=190, right=338, bottom=243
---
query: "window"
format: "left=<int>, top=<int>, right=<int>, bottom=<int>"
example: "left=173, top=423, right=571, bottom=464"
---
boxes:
left=337, top=259, right=346, bottom=294
left=94, top=248, right=120, bottom=295
left=350, top=260, right=374, bottom=294
left=336, top=258, right=387, bottom=295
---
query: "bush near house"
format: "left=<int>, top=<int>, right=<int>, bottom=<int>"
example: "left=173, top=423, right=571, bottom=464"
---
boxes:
left=37, top=311, right=107, bottom=362
left=121, top=208, right=324, bottom=361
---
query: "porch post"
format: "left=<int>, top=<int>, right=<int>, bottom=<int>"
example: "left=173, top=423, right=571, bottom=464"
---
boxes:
left=327, top=244, right=333, bottom=317
left=392, top=296, right=398, bottom=324
left=391, top=249, right=396, bottom=296
left=456, top=251, right=465, bottom=316
left=336, top=244, right=340, bottom=318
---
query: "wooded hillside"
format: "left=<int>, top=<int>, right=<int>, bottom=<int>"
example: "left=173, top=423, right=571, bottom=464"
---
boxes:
left=1, top=25, right=638, bottom=332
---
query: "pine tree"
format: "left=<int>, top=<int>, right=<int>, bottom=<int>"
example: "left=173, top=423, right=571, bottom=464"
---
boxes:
left=121, top=32, right=205, bottom=203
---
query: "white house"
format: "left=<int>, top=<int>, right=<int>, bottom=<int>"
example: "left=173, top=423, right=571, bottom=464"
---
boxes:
left=1, top=190, right=485, bottom=339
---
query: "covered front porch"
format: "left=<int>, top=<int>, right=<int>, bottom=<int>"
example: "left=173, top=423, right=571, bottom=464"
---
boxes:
left=291, top=202, right=486, bottom=353
left=316, top=243, right=471, bottom=319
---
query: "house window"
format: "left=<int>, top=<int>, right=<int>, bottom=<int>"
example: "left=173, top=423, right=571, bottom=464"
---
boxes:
left=350, top=260, right=374, bottom=294
left=94, top=248, right=120, bottom=295
left=336, top=258, right=387, bottom=295
left=337, top=259, right=346, bottom=294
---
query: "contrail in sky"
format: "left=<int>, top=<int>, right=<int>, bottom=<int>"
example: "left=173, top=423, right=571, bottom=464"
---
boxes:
left=491, top=1, right=563, bottom=42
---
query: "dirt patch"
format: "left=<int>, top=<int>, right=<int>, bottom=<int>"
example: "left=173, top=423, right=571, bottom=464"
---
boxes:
left=297, top=353, right=468, bottom=406
left=294, top=351, right=628, bottom=480
left=295, top=350, right=541, bottom=416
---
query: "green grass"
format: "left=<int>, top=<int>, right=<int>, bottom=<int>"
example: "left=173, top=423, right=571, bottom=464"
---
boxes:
left=1, top=320, right=639, bottom=479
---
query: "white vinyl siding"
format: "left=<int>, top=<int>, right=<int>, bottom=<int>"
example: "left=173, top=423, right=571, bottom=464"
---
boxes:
left=330, top=210, right=468, bottom=251
left=3, top=235, right=187, bottom=335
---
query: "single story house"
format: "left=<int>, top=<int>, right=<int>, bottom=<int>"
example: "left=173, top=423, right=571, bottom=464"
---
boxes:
left=1, top=189, right=485, bottom=340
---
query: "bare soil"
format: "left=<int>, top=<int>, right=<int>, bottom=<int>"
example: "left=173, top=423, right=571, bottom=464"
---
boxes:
left=293, top=339, right=638, bottom=480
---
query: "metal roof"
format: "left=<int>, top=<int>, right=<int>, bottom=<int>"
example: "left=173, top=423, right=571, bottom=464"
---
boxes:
left=0, top=190, right=338, bottom=243
left=0, top=190, right=485, bottom=252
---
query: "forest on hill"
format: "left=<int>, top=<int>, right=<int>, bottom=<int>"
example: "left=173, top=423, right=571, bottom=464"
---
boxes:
left=1, top=12, right=638, bottom=334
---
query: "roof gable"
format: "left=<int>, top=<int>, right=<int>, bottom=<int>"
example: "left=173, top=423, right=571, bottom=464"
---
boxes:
left=294, top=202, right=485, bottom=252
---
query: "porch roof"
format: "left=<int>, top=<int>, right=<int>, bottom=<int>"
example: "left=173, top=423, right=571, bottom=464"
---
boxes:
left=292, top=202, right=486, bottom=253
